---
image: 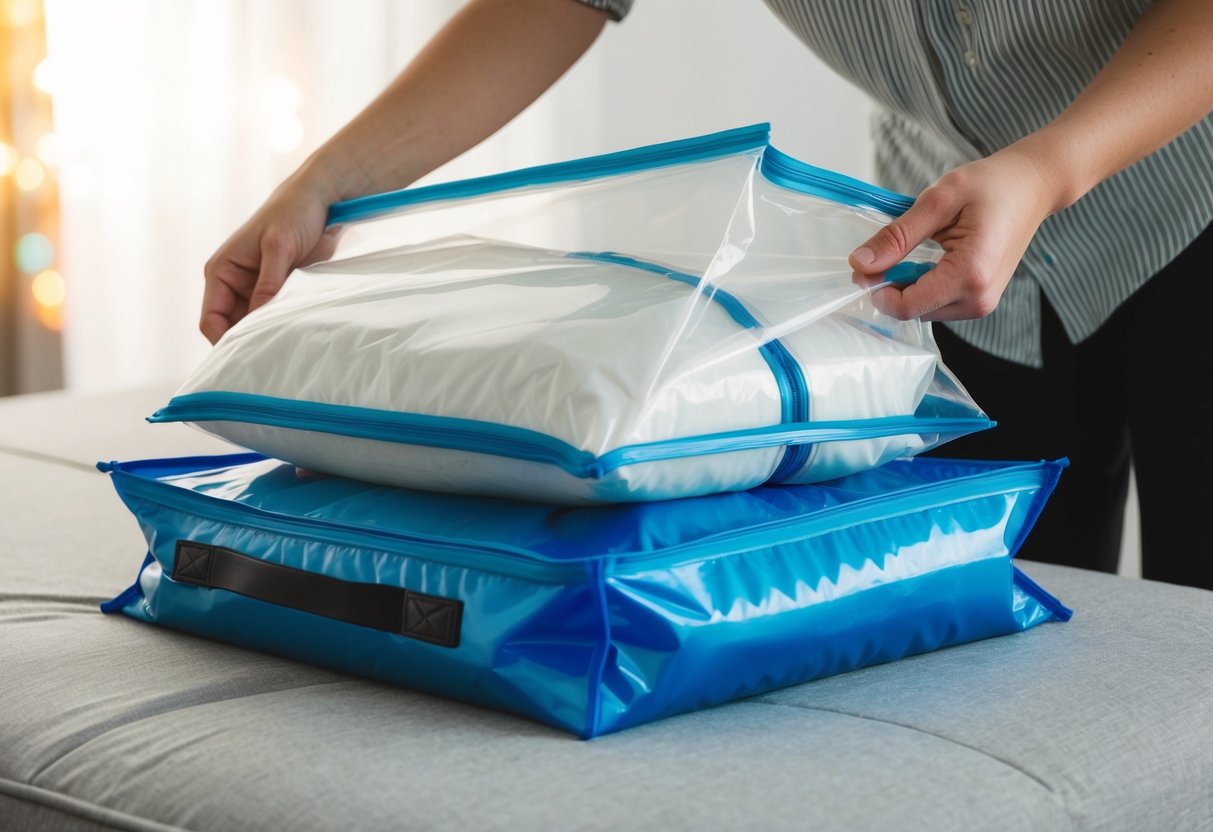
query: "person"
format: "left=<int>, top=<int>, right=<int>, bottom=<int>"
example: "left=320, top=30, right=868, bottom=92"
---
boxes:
left=200, top=0, right=1213, bottom=589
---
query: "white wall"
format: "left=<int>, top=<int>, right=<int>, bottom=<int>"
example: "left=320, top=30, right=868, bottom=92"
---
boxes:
left=430, top=1, right=875, bottom=186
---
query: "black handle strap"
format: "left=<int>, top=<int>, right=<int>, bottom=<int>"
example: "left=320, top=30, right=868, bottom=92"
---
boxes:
left=171, top=540, right=462, bottom=648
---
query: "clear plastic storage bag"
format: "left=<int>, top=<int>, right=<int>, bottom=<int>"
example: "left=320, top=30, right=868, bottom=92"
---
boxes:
left=154, top=124, right=991, bottom=503
left=100, top=452, right=1069, bottom=738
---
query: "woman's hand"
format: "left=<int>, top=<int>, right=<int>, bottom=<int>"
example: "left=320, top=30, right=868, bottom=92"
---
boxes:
left=850, top=0, right=1213, bottom=323
left=848, top=144, right=1060, bottom=322
left=197, top=0, right=609, bottom=346
left=199, top=172, right=338, bottom=344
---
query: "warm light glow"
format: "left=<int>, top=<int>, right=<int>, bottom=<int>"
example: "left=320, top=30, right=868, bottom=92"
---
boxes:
left=5, top=0, right=64, bottom=343
left=31, top=269, right=65, bottom=308
left=32, top=57, right=60, bottom=95
left=264, top=114, right=304, bottom=154
left=35, top=132, right=60, bottom=166
left=2, top=0, right=40, bottom=27
left=15, top=232, right=54, bottom=274
left=35, top=301, right=63, bottom=332
left=258, top=74, right=302, bottom=114
left=15, top=157, right=45, bottom=190
left=257, top=74, right=304, bottom=154
left=0, top=142, right=17, bottom=176
left=59, top=162, right=96, bottom=199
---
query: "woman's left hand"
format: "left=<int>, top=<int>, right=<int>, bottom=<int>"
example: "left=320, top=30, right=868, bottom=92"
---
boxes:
left=848, top=144, right=1061, bottom=321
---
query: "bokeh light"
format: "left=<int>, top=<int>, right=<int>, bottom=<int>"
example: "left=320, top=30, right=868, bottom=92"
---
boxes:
left=258, top=74, right=302, bottom=114
left=264, top=113, right=304, bottom=154
left=5, top=0, right=63, bottom=345
left=32, top=57, right=60, bottom=95
left=15, top=157, right=45, bottom=190
left=15, top=232, right=54, bottom=274
left=35, top=302, right=63, bottom=332
left=31, top=269, right=65, bottom=308
left=0, top=142, right=17, bottom=176
left=35, top=133, right=60, bottom=166
left=2, top=0, right=40, bottom=27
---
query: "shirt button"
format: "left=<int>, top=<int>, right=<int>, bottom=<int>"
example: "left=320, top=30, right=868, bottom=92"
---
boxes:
left=963, top=50, right=978, bottom=67
left=956, top=7, right=973, bottom=25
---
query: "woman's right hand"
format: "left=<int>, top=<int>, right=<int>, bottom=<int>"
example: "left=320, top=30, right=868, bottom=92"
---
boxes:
left=199, top=0, right=611, bottom=345
left=200, top=172, right=339, bottom=344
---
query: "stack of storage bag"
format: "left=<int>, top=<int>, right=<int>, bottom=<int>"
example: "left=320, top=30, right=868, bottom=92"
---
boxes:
left=102, top=124, right=1072, bottom=738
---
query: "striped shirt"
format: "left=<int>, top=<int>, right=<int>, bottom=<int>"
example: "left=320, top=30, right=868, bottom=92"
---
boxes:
left=587, top=0, right=1213, bottom=367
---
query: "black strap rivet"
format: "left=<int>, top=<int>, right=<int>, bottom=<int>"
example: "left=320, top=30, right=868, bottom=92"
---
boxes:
left=173, top=542, right=215, bottom=586
left=403, top=592, right=463, bottom=648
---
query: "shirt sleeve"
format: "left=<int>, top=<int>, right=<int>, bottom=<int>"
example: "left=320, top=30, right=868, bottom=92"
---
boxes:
left=572, top=0, right=633, bottom=22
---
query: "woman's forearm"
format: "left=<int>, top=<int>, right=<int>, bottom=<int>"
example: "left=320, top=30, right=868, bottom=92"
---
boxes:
left=297, top=0, right=609, bottom=205
left=1016, top=0, right=1213, bottom=213
left=199, top=0, right=608, bottom=343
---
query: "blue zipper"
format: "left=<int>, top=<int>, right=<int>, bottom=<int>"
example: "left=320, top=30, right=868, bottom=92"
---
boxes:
left=327, top=123, right=771, bottom=226
left=1011, top=566, right=1074, bottom=622
left=619, top=462, right=1065, bottom=571
left=566, top=251, right=810, bottom=483
left=760, top=144, right=916, bottom=216
left=104, top=457, right=1066, bottom=606
left=761, top=149, right=936, bottom=284
left=150, top=393, right=599, bottom=475
left=592, top=415, right=990, bottom=472
left=109, top=466, right=581, bottom=583
left=150, top=391, right=992, bottom=479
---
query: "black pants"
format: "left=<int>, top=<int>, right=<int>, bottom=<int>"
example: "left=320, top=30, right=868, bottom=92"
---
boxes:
left=928, top=222, right=1213, bottom=590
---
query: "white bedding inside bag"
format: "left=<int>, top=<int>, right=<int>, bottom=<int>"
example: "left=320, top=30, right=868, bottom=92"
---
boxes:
left=156, top=124, right=990, bottom=503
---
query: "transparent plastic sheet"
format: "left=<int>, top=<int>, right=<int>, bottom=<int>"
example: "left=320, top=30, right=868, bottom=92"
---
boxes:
left=99, top=453, right=1070, bottom=738
left=155, top=124, right=991, bottom=503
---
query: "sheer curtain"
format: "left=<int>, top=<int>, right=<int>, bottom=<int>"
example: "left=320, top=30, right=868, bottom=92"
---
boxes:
left=44, top=0, right=874, bottom=394
left=2, top=0, right=63, bottom=396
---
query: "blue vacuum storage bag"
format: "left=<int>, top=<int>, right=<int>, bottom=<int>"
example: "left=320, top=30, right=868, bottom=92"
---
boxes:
left=99, top=453, right=1070, bottom=738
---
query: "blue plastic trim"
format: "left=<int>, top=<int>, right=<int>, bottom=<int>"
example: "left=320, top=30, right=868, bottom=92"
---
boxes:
left=103, top=453, right=1053, bottom=571
left=151, top=392, right=992, bottom=480
left=107, top=465, right=575, bottom=581
left=566, top=250, right=811, bottom=481
left=760, top=144, right=916, bottom=216
left=764, top=351, right=812, bottom=483
left=884, top=261, right=934, bottom=284
left=1005, top=456, right=1069, bottom=559
left=98, top=550, right=153, bottom=614
left=591, top=415, right=991, bottom=472
left=327, top=123, right=771, bottom=226
left=151, top=393, right=598, bottom=475
left=1012, top=567, right=1074, bottom=622
left=760, top=145, right=937, bottom=288
left=1003, top=454, right=1072, bottom=623
left=98, top=452, right=267, bottom=476
left=584, top=558, right=612, bottom=739
left=567, top=251, right=763, bottom=328
left=619, top=463, right=1059, bottom=570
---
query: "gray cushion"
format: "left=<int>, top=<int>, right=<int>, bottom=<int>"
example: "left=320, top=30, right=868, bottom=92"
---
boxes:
left=2, top=388, right=1212, bottom=832
left=0, top=385, right=231, bottom=468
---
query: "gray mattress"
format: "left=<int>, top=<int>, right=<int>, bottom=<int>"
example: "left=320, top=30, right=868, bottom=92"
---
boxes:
left=2, top=386, right=1211, bottom=832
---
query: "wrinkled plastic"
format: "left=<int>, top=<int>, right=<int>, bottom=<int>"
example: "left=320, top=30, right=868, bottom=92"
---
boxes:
left=100, top=453, right=1070, bottom=738
left=153, top=123, right=990, bottom=503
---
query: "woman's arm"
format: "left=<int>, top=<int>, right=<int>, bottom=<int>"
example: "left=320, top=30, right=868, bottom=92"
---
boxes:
left=201, top=0, right=609, bottom=344
left=849, top=0, right=1213, bottom=322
